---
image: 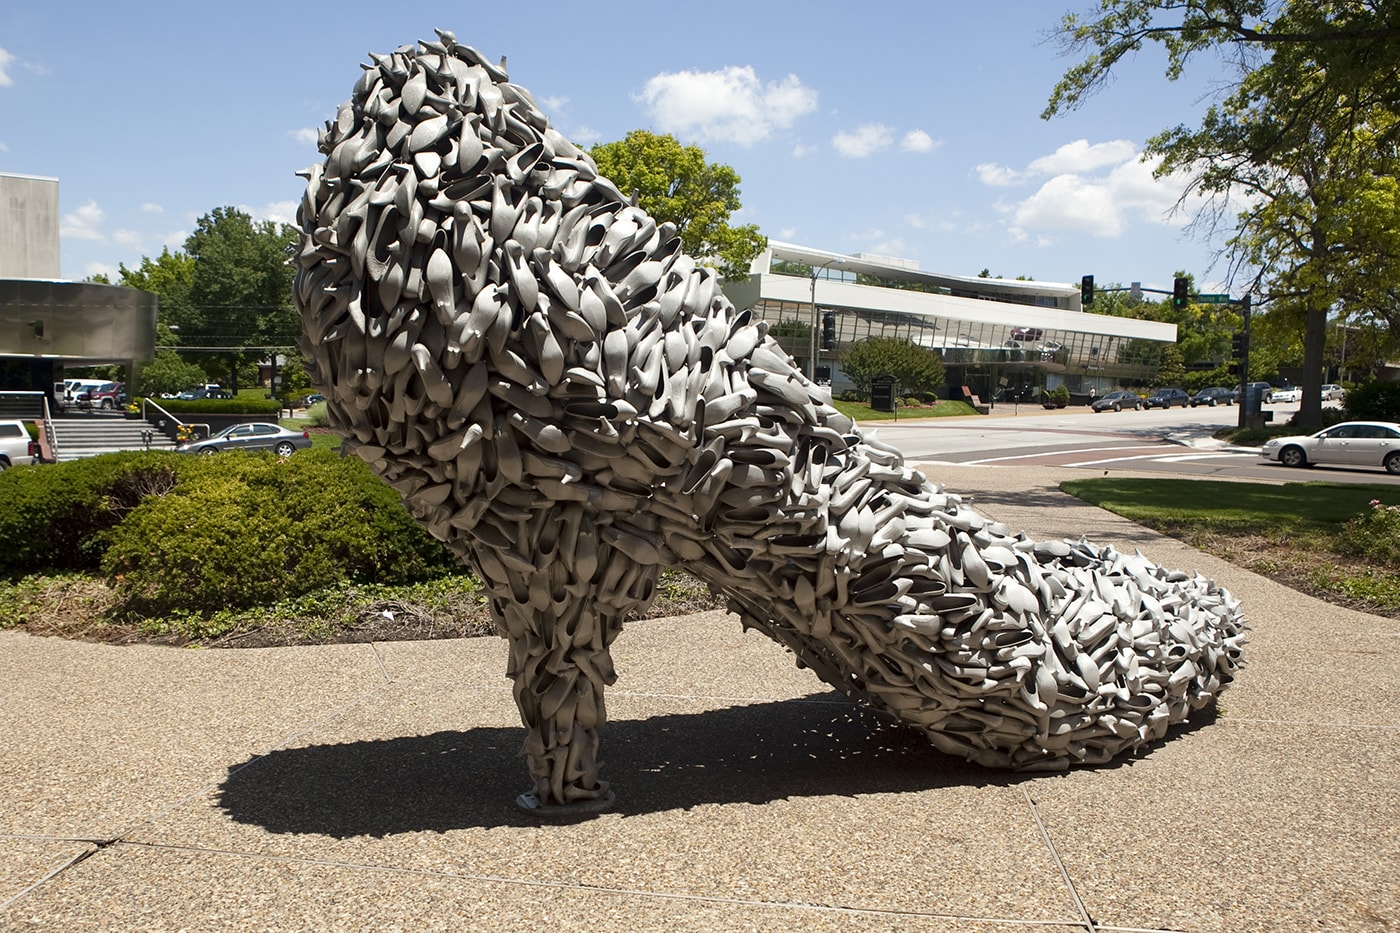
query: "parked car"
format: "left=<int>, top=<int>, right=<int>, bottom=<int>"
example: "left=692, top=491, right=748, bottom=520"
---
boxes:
left=0, top=419, right=39, bottom=469
left=1190, top=386, right=1237, bottom=407
left=176, top=423, right=312, bottom=457
left=1143, top=387, right=1191, bottom=409
left=1260, top=421, right=1400, bottom=474
left=1011, top=327, right=1044, bottom=341
left=1320, top=384, right=1346, bottom=401
left=1270, top=385, right=1302, bottom=403
left=299, top=393, right=325, bottom=407
left=56, top=378, right=109, bottom=411
left=81, top=381, right=126, bottom=410
left=1242, top=381, right=1274, bottom=404
left=176, top=385, right=233, bottom=400
left=1091, top=390, right=1143, bottom=412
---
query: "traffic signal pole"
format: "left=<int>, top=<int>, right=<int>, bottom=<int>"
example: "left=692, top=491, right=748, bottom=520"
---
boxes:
left=1235, top=294, right=1252, bottom=430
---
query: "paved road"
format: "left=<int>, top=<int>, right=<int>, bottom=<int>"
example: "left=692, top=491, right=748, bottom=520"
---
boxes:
left=874, top=401, right=1400, bottom=484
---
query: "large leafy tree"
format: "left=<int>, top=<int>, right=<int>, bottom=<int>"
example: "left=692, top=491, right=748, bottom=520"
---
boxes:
left=839, top=337, right=946, bottom=397
left=590, top=130, right=767, bottom=281
left=1045, top=0, right=1400, bottom=428
left=183, top=207, right=299, bottom=392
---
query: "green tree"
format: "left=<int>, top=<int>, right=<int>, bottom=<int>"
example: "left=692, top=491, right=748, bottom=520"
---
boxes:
left=1045, top=0, right=1400, bottom=429
left=136, top=350, right=209, bottom=398
left=119, top=248, right=198, bottom=334
left=590, top=130, right=767, bottom=281
left=183, top=207, right=299, bottom=392
left=840, top=337, right=946, bottom=397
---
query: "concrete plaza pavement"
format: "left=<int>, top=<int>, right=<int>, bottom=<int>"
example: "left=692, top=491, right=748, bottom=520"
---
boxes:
left=1, top=463, right=1396, bottom=932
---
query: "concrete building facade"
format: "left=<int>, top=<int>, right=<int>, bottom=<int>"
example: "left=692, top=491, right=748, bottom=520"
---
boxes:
left=0, top=172, right=157, bottom=402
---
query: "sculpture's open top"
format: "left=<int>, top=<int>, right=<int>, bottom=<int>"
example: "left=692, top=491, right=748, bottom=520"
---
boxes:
left=293, top=30, right=1247, bottom=817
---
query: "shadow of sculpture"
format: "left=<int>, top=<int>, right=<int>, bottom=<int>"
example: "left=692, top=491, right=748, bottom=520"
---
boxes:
left=215, top=694, right=1215, bottom=834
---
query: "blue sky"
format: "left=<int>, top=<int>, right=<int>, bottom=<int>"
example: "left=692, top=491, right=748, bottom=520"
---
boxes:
left=1, top=1, right=1237, bottom=294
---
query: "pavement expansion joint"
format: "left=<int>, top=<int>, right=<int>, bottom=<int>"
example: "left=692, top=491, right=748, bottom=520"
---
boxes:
left=1022, top=788, right=1097, bottom=931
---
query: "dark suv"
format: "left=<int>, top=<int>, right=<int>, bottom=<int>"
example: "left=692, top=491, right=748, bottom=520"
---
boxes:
left=1143, top=387, right=1191, bottom=409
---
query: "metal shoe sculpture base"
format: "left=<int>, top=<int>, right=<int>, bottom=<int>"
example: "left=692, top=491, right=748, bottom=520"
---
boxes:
left=293, top=31, right=1247, bottom=813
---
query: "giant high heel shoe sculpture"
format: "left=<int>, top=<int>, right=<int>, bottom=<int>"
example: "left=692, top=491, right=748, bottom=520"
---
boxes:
left=293, top=32, right=1247, bottom=817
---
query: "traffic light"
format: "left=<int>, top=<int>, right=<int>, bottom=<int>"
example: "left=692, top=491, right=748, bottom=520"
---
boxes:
left=821, top=310, right=837, bottom=350
left=1172, top=276, right=1190, bottom=310
left=1230, top=332, right=1246, bottom=359
left=1081, top=274, right=1095, bottom=306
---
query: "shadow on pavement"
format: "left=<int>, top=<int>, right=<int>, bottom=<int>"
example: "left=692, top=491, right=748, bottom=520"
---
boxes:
left=216, top=693, right=1214, bottom=834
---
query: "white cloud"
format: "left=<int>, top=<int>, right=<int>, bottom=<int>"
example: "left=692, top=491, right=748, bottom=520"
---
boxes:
left=982, top=141, right=1197, bottom=239
left=1007, top=158, right=1192, bottom=239
left=140, top=202, right=163, bottom=214
left=538, top=95, right=568, bottom=113
left=791, top=142, right=817, bottom=157
left=0, top=48, right=15, bottom=87
left=60, top=200, right=105, bottom=242
left=635, top=66, right=818, bottom=146
left=832, top=123, right=893, bottom=158
left=975, top=162, right=1025, bottom=187
left=905, top=212, right=957, bottom=233
left=1028, top=139, right=1138, bottom=175
left=0, top=142, right=9, bottom=152
left=244, top=200, right=300, bottom=227
left=162, top=228, right=190, bottom=252
left=778, top=227, right=797, bottom=239
left=569, top=125, right=600, bottom=146
left=901, top=130, right=938, bottom=153
left=112, top=229, right=144, bottom=248
left=977, top=140, right=1137, bottom=188
left=290, top=127, right=319, bottom=146
left=84, top=261, right=118, bottom=281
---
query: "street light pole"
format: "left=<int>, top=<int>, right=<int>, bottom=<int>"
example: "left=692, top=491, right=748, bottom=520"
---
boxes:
left=809, top=258, right=845, bottom=381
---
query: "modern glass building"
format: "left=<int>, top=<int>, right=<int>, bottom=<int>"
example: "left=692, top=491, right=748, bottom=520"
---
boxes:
left=725, top=241, right=1177, bottom=404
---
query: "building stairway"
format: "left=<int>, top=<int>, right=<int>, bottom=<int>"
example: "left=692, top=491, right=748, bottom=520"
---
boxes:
left=48, top=414, right=179, bottom=461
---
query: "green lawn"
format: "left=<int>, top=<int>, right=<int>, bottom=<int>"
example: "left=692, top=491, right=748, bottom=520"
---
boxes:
left=1061, top=476, right=1400, bottom=611
left=833, top=399, right=979, bottom=422
left=1060, top=477, right=1400, bottom=536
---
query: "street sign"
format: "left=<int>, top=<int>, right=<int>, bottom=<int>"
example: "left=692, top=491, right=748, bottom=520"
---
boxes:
left=1197, top=293, right=1230, bottom=304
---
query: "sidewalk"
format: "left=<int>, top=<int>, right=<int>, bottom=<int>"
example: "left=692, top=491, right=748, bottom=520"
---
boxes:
left=2, top=464, right=1395, bottom=932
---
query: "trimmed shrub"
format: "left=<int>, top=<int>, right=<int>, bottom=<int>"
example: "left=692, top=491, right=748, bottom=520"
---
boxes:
left=0, top=452, right=185, bottom=579
left=1344, top=381, right=1400, bottom=423
left=100, top=448, right=458, bottom=617
left=155, top=397, right=282, bottom=416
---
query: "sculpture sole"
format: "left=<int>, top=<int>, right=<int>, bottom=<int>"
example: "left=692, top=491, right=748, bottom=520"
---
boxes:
left=293, top=31, right=1248, bottom=814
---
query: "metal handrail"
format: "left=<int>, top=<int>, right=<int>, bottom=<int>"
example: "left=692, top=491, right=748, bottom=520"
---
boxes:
left=40, top=395, right=57, bottom=463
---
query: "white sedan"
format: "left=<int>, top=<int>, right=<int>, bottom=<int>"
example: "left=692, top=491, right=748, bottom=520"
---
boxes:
left=1260, top=421, right=1400, bottom=473
left=1269, top=386, right=1301, bottom=403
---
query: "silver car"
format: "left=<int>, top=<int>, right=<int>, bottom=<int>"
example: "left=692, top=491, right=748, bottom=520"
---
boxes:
left=1260, top=421, right=1400, bottom=473
left=177, top=422, right=313, bottom=457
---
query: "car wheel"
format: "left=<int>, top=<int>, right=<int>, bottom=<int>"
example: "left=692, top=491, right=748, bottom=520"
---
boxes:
left=1113, top=403, right=1121, bottom=412
left=100, top=399, right=112, bottom=410
left=197, top=447, right=218, bottom=456
left=274, top=441, right=296, bottom=457
left=1386, top=453, right=1400, bottom=475
left=1279, top=446, right=1308, bottom=468
left=0, top=457, right=9, bottom=471
left=1209, top=399, right=1217, bottom=407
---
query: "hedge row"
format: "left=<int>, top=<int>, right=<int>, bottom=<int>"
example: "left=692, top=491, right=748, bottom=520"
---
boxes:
left=0, top=449, right=461, bottom=617
left=148, top=397, right=283, bottom=415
